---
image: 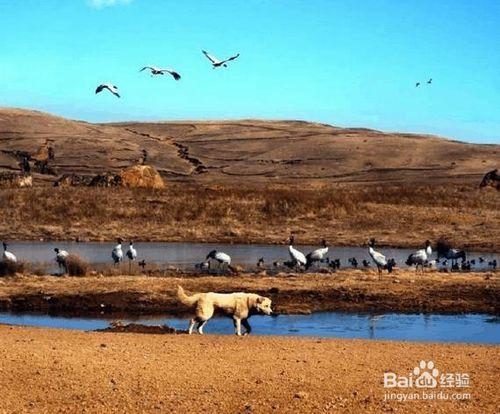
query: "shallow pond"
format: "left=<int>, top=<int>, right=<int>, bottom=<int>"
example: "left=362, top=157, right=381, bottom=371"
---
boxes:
left=4, top=241, right=499, bottom=273
left=1, top=312, right=498, bottom=344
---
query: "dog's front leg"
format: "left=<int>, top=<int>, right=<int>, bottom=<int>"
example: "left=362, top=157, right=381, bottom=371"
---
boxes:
left=188, top=318, right=196, bottom=335
left=234, top=318, right=242, bottom=336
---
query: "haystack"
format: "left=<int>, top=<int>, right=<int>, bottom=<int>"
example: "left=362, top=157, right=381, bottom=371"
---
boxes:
left=119, top=165, right=165, bottom=189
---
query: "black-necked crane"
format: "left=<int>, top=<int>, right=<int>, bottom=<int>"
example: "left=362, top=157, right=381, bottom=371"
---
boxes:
left=368, top=238, right=394, bottom=276
left=2, top=242, right=17, bottom=263
left=305, top=239, right=328, bottom=270
left=427, top=78, right=432, bottom=84
left=415, top=82, right=421, bottom=87
left=112, top=238, right=123, bottom=266
left=257, top=257, right=265, bottom=268
left=126, top=241, right=137, bottom=273
left=138, top=259, right=147, bottom=271
left=95, top=83, right=120, bottom=98
left=202, top=50, right=240, bottom=68
left=405, top=240, right=432, bottom=273
left=139, top=66, right=181, bottom=80
left=288, top=235, right=306, bottom=270
left=54, top=247, right=69, bottom=273
left=206, top=250, right=232, bottom=272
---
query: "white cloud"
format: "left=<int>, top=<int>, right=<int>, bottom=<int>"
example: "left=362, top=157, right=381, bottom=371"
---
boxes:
left=88, top=0, right=133, bottom=9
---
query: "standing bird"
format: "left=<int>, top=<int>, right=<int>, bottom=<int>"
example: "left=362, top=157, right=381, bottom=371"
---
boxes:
left=202, top=50, right=240, bottom=68
left=126, top=241, right=137, bottom=273
left=54, top=247, right=69, bottom=274
left=406, top=240, right=432, bottom=273
left=95, top=84, right=120, bottom=98
left=257, top=257, right=265, bottom=268
left=139, top=66, right=181, bottom=80
left=368, top=238, right=394, bottom=276
left=111, top=238, right=123, bottom=266
left=427, top=78, right=432, bottom=84
left=305, top=239, right=329, bottom=270
left=138, top=259, right=147, bottom=271
left=288, top=235, right=307, bottom=270
left=2, top=242, right=17, bottom=263
left=206, top=250, right=232, bottom=272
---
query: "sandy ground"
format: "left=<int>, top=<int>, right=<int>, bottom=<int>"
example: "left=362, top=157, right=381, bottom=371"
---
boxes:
left=0, top=270, right=498, bottom=316
left=0, top=325, right=498, bottom=413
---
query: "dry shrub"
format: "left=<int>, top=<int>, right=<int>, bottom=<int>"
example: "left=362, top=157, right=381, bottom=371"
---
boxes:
left=0, top=260, right=25, bottom=276
left=120, top=165, right=165, bottom=190
left=65, top=254, right=90, bottom=276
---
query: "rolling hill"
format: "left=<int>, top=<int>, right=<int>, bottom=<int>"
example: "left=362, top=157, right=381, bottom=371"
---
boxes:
left=0, top=107, right=498, bottom=186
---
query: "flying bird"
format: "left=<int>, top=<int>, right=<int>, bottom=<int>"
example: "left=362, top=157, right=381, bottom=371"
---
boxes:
left=139, top=66, right=181, bottom=80
left=427, top=78, right=432, bottom=84
left=202, top=50, right=240, bottom=68
left=95, top=84, right=120, bottom=98
left=415, top=82, right=420, bottom=87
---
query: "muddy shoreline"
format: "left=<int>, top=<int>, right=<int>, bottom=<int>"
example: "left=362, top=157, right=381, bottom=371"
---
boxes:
left=0, top=271, right=498, bottom=317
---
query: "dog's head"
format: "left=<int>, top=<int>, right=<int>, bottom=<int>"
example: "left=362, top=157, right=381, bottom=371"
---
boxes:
left=253, top=296, right=272, bottom=315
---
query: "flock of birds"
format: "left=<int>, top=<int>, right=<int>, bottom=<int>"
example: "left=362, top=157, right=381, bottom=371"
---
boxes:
left=95, top=50, right=240, bottom=98
left=416, top=78, right=433, bottom=87
left=1, top=237, right=497, bottom=276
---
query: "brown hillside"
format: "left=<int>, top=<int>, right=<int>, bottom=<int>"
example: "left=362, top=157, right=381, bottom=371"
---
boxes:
left=0, top=108, right=498, bottom=186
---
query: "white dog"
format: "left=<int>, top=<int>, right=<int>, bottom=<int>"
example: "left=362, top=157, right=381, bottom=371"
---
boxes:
left=176, top=286, right=273, bottom=335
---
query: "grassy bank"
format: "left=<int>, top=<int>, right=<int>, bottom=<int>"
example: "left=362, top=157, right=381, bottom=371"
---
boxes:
left=0, top=271, right=497, bottom=316
left=0, top=184, right=498, bottom=250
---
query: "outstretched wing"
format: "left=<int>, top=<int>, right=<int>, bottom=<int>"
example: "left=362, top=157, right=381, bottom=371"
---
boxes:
left=95, top=85, right=104, bottom=94
left=140, top=66, right=154, bottom=72
left=105, top=85, right=120, bottom=98
left=202, top=50, right=218, bottom=64
left=168, top=70, right=181, bottom=80
left=160, top=69, right=181, bottom=80
left=223, top=53, right=240, bottom=63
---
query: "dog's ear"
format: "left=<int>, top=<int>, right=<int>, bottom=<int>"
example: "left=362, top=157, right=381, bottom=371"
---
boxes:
left=256, top=296, right=264, bottom=304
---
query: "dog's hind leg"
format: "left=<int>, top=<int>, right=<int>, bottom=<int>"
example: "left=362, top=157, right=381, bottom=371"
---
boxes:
left=242, top=319, right=252, bottom=335
left=188, top=318, right=196, bottom=335
left=197, top=319, right=208, bottom=335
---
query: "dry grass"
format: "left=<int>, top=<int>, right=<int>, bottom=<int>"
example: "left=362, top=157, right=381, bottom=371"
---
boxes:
left=0, top=184, right=498, bottom=250
left=0, top=271, right=497, bottom=315
left=65, top=254, right=90, bottom=276
left=0, top=260, right=25, bottom=277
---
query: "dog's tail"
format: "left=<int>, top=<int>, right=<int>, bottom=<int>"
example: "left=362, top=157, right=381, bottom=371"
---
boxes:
left=177, top=285, right=199, bottom=306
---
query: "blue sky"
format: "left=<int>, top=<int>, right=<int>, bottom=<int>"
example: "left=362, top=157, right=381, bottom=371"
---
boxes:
left=0, top=0, right=499, bottom=143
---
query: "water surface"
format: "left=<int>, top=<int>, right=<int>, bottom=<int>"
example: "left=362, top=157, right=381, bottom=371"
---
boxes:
left=5, top=241, right=499, bottom=273
left=1, top=312, right=498, bottom=344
